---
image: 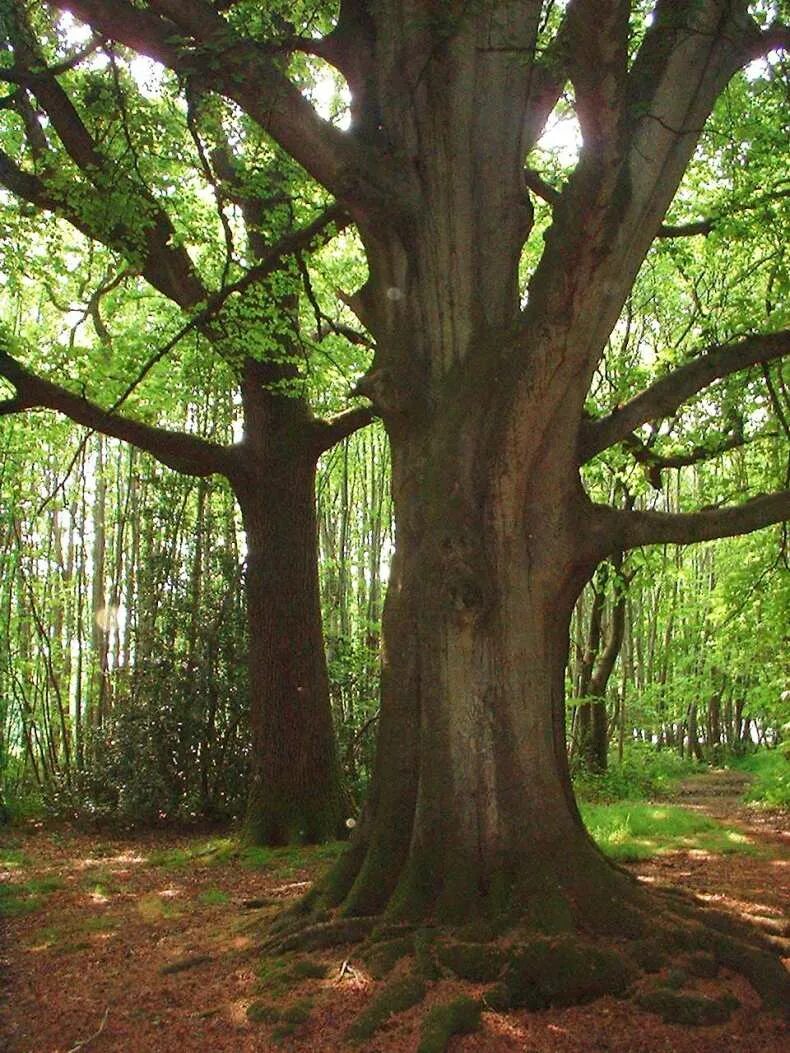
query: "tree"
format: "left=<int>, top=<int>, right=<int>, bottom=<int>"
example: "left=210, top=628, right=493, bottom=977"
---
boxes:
left=0, top=3, right=374, bottom=844
left=5, top=0, right=790, bottom=1001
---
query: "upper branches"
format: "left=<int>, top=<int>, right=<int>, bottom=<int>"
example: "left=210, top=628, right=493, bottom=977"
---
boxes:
left=578, top=331, right=790, bottom=464
left=57, top=0, right=390, bottom=213
left=0, top=12, right=207, bottom=309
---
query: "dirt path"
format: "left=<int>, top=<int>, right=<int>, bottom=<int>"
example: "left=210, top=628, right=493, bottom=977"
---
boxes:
left=1, top=774, right=787, bottom=1053
left=629, top=770, right=789, bottom=936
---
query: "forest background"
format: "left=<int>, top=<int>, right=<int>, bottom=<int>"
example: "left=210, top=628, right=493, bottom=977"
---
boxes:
left=0, top=0, right=787, bottom=834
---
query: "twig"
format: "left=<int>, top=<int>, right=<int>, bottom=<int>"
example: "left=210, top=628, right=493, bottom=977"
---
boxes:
left=66, top=1007, right=109, bottom=1053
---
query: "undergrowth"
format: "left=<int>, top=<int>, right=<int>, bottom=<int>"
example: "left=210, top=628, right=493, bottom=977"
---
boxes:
left=572, top=743, right=700, bottom=803
left=731, top=747, right=790, bottom=808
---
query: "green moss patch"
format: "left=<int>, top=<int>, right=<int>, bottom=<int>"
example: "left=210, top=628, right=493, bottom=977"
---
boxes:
left=486, top=936, right=637, bottom=1011
left=363, top=935, right=414, bottom=978
left=0, top=880, right=45, bottom=917
left=197, top=888, right=230, bottom=906
left=636, top=988, right=738, bottom=1026
left=417, top=996, right=481, bottom=1053
left=247, top=997, right=314, bottom=1041
left=684, top=951, right=718, bottom=979
left=256, top=954, right=330, bottom=995
left=435, top=941, right=505, bottom=982
left=347, top=974, right=426, bottom=1041
left=0, top=846, right=29, bottom=868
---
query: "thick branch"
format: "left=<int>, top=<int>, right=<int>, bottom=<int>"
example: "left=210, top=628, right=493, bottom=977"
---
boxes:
left=58, top=0, right=387, bottom=209
left=523, top=168, right=716, bottom=236
left=0, top=349, right=232, bottom=478
left=623, top=428, right=755, bottom=489
left=579, top=330, right=790, bottom=463
left=594, top=491, right=790, bottom=552
left=524, top=12, right=574, bottom=153
left=311, top=405, right=375, bottom=454
left=745, top=22, right=790, bottom=61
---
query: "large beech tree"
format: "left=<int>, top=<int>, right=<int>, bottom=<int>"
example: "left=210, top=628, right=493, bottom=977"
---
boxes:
left=5, top=0, right=790, bottom=960
left=0, top=3, right=375, bottom=844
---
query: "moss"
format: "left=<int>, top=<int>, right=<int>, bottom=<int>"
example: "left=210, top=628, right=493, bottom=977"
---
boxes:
left=525, top=890, right=575, bottom=935
left=369, top=922, right=415, bottom=943
left=436, top=941, right=506, bottom=982
left=414, top=928, right=440, bottom=980
left=684, top=951, right=718, bottom=979
left=363, top=935, right=414, bottom=978
left=289, top=957, right=330, bottom=980
left=627, top=939, right=666, bottom=973
left=636, top=988, right=738, bottom=1026
left=197, top=888, right=230, bottom=906
left=247, top=996, right=313, bottom=1030
left=663, top=968, right=688, bottom=990
left=346, top=974, right=426, bottom=1041
left=257, top=954, right=327, bottom=992
left=274, top=915, right=374, bottom=953
left=417, top=996, right=481, bottom=1053
left=455, top=919, right=497, bottom=943
left=493, top=936, right=637, bottom=1010
left=247, top=1000, right=281, bottom=1024
left=714, top=939, right=790, bottom=1011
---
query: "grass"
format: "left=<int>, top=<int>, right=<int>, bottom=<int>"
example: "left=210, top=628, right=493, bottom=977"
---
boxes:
left=581, top=801, right=759, bottom=862
left=0, top=873, right=64, bottom=917
left=197, top=888, right=230, bottom=906
left=137, top=893, right=182, bottom=922
left=0, top=845, right=29, bottom=868
left=731, top=748, right=790, bottom=808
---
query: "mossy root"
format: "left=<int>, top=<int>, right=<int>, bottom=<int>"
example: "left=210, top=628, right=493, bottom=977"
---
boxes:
left=417, top=997, right=481, bottom=1053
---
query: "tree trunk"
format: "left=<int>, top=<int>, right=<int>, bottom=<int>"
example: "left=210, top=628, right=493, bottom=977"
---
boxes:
left=234, top=367, right=348, bottom=846
left=323, top=414, right=627, bottom=923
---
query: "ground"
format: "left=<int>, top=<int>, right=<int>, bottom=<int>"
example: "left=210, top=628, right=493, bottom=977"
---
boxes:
left=0, top=770, right=787, bottom=1053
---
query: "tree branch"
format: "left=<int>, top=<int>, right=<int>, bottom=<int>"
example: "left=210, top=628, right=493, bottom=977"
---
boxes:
left=57, top=0, right=388, bottom=210
left=593, top=491, right=790, bottom=552
left=579, top=330, right=790, bottom=463
left=745, top=22, right=790, bottom=62
left=523, top=167, right=716, bottom=236
left=0, top=348, right=232, bottom=478
left=311, top=405, right=375, bottom=453
left=622, top=426, right=758, bottom=489
left=4, top=14, right=207, bottom=309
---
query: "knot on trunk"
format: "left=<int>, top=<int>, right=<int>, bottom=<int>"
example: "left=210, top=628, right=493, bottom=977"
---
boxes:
left=436, top=534, right=487, bottom=618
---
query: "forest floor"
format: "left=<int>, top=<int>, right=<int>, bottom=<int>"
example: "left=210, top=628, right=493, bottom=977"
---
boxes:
left=0, top=770, right=787, bottom=1053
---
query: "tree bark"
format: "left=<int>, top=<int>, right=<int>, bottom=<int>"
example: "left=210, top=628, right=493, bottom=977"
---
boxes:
left=323, top=402, right=623, bottom=922
left=233, top=365, right=349, bottom=845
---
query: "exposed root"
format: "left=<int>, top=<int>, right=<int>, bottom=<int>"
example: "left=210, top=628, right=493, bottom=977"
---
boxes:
left=260, top=915, right=376, bottom=954
left=252, top=879, right=790, bottom=1045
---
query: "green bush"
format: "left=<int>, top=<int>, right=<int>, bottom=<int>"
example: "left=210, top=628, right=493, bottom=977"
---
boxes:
left=731, top=747, right=790, bottom=807
left=573, top=742, right=699, bottom=803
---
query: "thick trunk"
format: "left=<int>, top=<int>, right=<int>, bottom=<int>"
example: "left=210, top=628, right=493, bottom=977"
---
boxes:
left=235, top=381, right=348, bottom=846
left=325, top=418, right=630, bottom=925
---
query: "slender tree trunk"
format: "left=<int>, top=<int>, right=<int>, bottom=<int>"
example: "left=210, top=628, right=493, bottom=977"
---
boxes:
left=235, top=367, right=348, bottom=845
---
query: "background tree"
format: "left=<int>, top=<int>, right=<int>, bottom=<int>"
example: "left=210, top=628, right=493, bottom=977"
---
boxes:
left=0, top=3, right=374, bottom=843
